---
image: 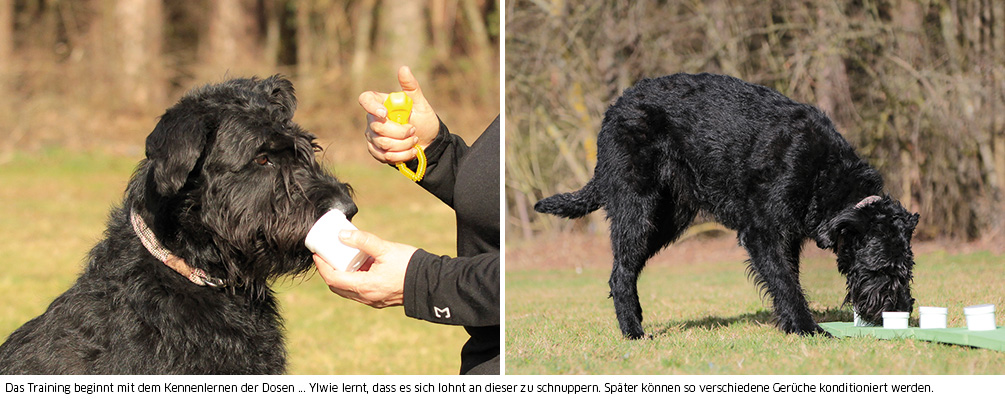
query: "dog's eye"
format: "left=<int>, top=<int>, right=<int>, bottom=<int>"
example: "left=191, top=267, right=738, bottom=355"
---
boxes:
left=312, top=143, right=323, bottom=153
left=254, top=155, right=272, bottom=166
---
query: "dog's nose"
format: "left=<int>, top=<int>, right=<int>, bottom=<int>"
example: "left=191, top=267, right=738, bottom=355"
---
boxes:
left=336, top=202, right=358, bottom=221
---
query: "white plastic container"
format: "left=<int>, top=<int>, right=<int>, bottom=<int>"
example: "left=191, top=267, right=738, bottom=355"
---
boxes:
left=918, top=306, right=948, bottom=329
left=853, top=310, right=876, bottom=327
left=305, top=209, right=368, bottom=272
left=963, top=304, right=997, bottom=331
left=882, top=311, right=909, bottom=329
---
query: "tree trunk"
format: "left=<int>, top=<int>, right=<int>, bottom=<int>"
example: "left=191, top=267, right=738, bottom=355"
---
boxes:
left=379, top=0, right=427, bottom=81
left=263, top=0, right=282, bottom=68
left=350, top=0, right=377, bottom=91
left=890, top=0, right=925, bottom=213
left=993, top=0, right=1005, bottom=196
left=296, top=1, right=313, bottom=94
left=201, top=0, right=261, bottom=78
left=429, top=0, right=458, bottom=65
left=461, top=0, right=492, bottom=96
left=321, top=3, right=348, bottom=75
left=0, top=0, right=11, bottom=94
left=812, top=6, right=854, bottom=133
left=114, top=0, right=164, bottom=108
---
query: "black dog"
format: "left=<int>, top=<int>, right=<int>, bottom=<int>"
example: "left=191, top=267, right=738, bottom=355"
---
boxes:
left=0, top=76, right=355, bottom=373
left=536, top=73, right=918, bottom=339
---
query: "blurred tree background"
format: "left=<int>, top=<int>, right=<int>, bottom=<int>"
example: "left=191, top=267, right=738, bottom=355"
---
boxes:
left=0, top=0, right=499, bottom=161
left=506, top=0, right=1004, bottom=242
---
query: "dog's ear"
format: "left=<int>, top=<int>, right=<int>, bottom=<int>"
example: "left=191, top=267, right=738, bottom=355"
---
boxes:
left=260, top=75, right=297, bottom=121
left=145, top=106, right=211, bottom=196
left=814, top=207, right=868, bottom=249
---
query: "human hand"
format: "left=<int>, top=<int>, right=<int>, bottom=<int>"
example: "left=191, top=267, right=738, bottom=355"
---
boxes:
left=357, top=66, right=439, bottom=165
left=313, top=229, right=417, bottom=309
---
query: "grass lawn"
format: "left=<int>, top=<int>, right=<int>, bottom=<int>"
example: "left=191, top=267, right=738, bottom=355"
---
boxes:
left=0, top=149, right=469, bottom=374
left=506, top=235, right=1005, bottom=374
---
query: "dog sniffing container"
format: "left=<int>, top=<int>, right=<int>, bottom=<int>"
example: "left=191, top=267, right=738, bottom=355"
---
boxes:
left=918, top=306, right=948, bottom=329
left=964, top=304, right=997, bottom=331
left=305, top=209, right=368, bottom=272
left=882, top=311, right=909, bottom=329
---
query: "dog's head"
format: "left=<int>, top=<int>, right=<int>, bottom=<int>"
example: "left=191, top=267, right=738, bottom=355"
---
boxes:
left=128, top=75, right=354, bottom=293
left=815, top=195, right=919, bottom=325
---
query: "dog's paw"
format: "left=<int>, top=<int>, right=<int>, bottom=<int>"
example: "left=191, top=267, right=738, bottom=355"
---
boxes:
left=620, top=326, right=647, bottom=340
left=781, top=320, right=832, bottom=337
left=797, top=324, right=832, bottom=338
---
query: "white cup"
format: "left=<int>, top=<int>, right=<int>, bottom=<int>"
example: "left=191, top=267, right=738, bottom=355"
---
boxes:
left=918, top=306, right=948, bottom=329
left=304, top=209, right=368, bottom=272
left=882, top=311, right=909, bottom=329
left=854, top=309, right=877, bottom=327
left=964, top=304, right=997, bottom=331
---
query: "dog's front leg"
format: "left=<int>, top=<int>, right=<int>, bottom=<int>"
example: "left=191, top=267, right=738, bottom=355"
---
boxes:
left=742, top=234, right=826, bottom=336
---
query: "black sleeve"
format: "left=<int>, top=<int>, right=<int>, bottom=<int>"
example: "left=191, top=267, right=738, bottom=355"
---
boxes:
left=398, top=120, right=469, bottom=207
left=402, top=249, right=499, bottom=327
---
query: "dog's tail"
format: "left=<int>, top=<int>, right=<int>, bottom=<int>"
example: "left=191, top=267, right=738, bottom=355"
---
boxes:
left=534, top=174, right=606, bottom=218
left=534, top=117, right=622, bottom=219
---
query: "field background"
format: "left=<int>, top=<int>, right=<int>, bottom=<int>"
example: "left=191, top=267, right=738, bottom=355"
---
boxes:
left=506, top=234, right=1005, bottom=374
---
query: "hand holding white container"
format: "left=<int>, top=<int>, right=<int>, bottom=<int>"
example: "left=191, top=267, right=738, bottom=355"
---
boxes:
left=305, top=209, right=369, bottom=272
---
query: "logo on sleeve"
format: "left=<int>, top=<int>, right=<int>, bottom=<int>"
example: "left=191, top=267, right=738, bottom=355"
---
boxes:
left=434, top=306, right=451, bottom=319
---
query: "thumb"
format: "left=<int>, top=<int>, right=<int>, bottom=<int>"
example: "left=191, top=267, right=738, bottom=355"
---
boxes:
left=339, top=229, right=386, bottom=258
left=397, top=66, right=427, bottom=106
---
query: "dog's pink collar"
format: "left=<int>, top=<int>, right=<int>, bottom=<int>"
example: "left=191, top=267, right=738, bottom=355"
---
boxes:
left=130, top=210, right=228, bottom=288
left=854, top=195, right=882, bottom=209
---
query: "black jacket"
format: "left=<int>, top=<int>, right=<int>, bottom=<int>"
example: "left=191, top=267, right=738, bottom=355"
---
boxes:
left=402, top=116, right=500, bottom=375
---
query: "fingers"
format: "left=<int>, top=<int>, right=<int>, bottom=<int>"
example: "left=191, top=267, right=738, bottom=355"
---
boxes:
left=358, top=91, right=387, bottom=119
left=359, top=91, right=412, bottom=142
left=361, top=95, right=411, bottom=141
left=367, top=118, right=417, bottom=142
left=314, top=254, right=356, bottom=297
left=313, top=253, right=392, bottom=308
left=360, top=88, right=419, bottom=165
left=359, top=66, right=436, bottom=164
left=366, top=141, right=418, bottom=165
left=313, top=230, right=411, bottom=309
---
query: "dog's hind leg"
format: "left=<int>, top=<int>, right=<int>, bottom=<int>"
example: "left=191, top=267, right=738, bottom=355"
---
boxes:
left=741, top=233, right=825, bottom=335
left=606, top=189, right=696, bottom=339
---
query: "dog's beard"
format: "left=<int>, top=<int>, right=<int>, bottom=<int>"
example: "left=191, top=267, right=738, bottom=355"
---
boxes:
left=844, top=267, right=915, bottom=325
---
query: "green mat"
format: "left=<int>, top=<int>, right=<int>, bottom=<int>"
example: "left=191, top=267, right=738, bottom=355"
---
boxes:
left=820, top=322, right=1005, bottom=352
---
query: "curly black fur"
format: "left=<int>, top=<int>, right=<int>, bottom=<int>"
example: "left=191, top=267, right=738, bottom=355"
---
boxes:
left=536, top=73, right=918, bottom=339
left=0, top=76, right=355, bottom=373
